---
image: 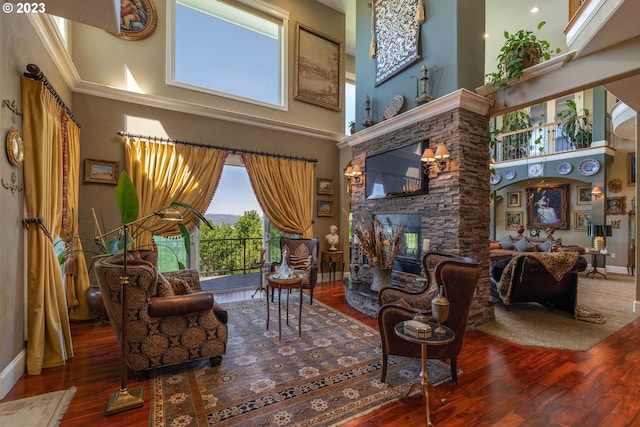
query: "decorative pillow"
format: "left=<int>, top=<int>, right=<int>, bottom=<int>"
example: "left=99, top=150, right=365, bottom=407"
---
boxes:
left=514, top=237, right=535, bottom=252
left=168, top=277, right=193, bottom=295
left=489, top=242, right=501, bottom=250
left=537, top=240, right=553, bottom=253
left=157, top=273, right=175, bottom=297
left=499, top=235, right=514, bottom=250
left=289, top=255, right=312, bottom=270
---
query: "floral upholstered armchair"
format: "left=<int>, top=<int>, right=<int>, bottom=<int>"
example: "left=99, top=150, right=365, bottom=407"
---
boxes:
left=95, top=250, right=228, bottom=376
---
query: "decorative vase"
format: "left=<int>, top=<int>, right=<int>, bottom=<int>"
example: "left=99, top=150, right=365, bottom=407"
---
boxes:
left=370, top=267, right=392, bottom=291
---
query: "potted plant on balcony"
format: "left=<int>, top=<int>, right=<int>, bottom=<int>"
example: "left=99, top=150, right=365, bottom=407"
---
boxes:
left=555, top=99, right=592, bottom=149
left=484, top=21, right=561, bottom=90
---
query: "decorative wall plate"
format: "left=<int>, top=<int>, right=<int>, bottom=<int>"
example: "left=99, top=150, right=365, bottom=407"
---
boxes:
left=489, top=171, right=501, bottom=185
left=557, top=162, right=572, bottom=175
left=528, top=163, right=543, bottom=177
left=578, top=159, right=600, bottom=176
left=383, top=95, right=404, bottom=120
left=505, top=170, right=516, bottom=180
left=6, top=128, right=24, bottom=167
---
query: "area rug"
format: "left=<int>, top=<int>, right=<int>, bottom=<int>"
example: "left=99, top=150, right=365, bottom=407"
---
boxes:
left=478, top=273, right=639, bottom=351
left=0, top=386, right=76, bottom=427
left=150, top=298, right=458, bottom=426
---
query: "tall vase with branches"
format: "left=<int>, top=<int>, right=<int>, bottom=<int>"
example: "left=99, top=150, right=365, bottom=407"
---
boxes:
left=353, top=216, right=404, bottom=291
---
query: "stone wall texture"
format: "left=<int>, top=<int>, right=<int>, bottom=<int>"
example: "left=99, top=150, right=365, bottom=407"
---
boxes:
left=350, top=107, right=494, bottom=327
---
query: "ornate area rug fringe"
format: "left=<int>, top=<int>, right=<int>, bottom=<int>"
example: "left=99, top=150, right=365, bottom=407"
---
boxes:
left=150, top=298, right=457, bottom=426
left=0, top=386, right=76, bottom=427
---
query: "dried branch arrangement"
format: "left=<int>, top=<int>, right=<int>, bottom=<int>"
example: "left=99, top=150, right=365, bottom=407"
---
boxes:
left=353, top=216, right=404, bottom=269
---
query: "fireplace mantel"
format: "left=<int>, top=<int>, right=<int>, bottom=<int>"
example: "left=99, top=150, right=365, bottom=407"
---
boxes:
left=343, top=89, right=492, bottom=147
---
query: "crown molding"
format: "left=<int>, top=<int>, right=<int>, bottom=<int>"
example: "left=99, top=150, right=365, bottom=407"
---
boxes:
left=29, top=15, right=344, bottom=143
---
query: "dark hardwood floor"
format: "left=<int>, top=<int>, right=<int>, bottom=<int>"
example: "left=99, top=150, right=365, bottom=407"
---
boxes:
left=2, top=282, right=639, bottom=427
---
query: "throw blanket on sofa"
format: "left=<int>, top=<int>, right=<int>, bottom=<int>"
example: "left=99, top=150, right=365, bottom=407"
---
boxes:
left=497, top=252, right=605, bottom=324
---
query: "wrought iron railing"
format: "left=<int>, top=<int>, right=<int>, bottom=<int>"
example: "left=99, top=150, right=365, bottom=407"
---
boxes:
left=490, top=115, right=593, bottom=163
left=199, top=237, right=265, bottom=277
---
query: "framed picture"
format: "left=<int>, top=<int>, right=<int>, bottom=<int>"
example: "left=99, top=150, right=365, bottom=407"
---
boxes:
left=576, top=185, right=592, bottom=205
left=628, top=152, right=636, bottom=185
left=373, top=0, right=422, bottom=85
left=294, top=23, right=343, bottom=111
left=526, top=184, right=569, bottom=230
left=574, top=211, right=592, bottom=231
left=507, top=191, right=521, bottom=207
left=114, top=0, right=158, bottom=41
left=317, top=178, right=334, bottom=195
left=606, top=196, right=626, bottom=215
left=505, top=211, right=523, bottom=230
left=84, top=159, right=119, bottom=184
left=317, top=200, right=333, bottom=217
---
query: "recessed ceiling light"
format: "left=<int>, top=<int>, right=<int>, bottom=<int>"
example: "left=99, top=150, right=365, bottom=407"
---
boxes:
left=531, top=6, right=540, bottom=13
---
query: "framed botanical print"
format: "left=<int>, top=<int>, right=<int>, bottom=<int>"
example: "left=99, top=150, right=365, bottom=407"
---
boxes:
left=294, top=23, right=343, bottom=111
left=507, top=191, right=521, bottom=207
left=505, top=211, right=523, bottom=230
left=526, top=184, right=569, bottom=230
left=317, top=178, right=334, bottom=195
left=574, top=211, right=592, bottom=231
left=576, top=185, right=592, bottom=205
left=317, top=200, right=333, bottom=217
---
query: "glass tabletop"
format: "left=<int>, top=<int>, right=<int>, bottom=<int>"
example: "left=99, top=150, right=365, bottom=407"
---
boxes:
left=394, top=321, right=455, bottom=345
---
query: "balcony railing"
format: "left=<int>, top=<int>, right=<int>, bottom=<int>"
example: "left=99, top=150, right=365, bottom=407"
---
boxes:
left=490, top=115, right=593, bottom=163
left=199, top=237, right=264, bottom=277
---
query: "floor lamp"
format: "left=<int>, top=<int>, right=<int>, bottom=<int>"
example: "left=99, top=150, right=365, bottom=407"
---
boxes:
left=95, top=208, right=183, bottom=415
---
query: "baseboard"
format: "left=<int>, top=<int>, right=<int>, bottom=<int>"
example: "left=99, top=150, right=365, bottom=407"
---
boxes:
left=0, top=348, right=26, bottom=399
left=586, top=264, right=630, bottom=276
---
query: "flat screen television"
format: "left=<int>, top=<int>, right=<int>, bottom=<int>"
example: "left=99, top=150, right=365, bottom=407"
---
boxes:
left=365, top=140, right=426, bottom=199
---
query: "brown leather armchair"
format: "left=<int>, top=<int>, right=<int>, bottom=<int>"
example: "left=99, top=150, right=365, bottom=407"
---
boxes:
left=271, top=237, right=319, bottom=304
left=377, top=252, right=482, bottom=384
left=95, top=250, right=228, bottom=376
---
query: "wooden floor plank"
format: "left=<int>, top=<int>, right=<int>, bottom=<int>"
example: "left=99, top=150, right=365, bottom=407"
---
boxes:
left=1, top=281, right=638, bottom=427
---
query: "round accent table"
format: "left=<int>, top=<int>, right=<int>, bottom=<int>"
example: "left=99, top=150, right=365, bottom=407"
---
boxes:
left=267, top=273, right=303, bottom=342
left=394, top=321, right=455, bottom=427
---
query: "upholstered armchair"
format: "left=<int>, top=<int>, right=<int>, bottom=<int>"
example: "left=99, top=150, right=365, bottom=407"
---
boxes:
left=271, top=237, right=319, bottom=304
left=95, top=250, right=228, bottom=376
left=377, top=252, right=482, bottom=383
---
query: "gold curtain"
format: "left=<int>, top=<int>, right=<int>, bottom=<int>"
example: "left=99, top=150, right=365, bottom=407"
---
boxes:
left=21, top=76, right=73, bottom=375
left=63, top=118, right=92, bottom=320
left=242, top=153, right=314, bottom=238
left=124, top=137, right=227, bottom=247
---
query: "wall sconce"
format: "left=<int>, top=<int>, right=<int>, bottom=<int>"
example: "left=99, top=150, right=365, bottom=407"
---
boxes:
left=344, top=162, right=364, bottom=190
left=591, top=186, right=603, bottom=199
left=421, top=144, right=450, bottom=174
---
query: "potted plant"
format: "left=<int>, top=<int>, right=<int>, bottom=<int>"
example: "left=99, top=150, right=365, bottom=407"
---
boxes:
left=555, top=99, right=592, bottom=149
left=485, top=21, right=561, bottom=89
left=348, top=120, right=356, bottom=135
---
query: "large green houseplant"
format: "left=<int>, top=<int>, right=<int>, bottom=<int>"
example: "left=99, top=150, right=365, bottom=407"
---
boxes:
left=555, top=99, right=592, bottom=149
left=486, top=21, right=561, bottom=89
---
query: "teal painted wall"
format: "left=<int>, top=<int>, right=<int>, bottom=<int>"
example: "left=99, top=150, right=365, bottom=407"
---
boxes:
left=354, top=0, right=485, bottom=130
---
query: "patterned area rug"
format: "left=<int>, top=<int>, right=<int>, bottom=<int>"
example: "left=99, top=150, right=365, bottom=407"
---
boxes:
left=0, top=386, right=76, bottom=427
left=150, top=297, right=457, bottom=426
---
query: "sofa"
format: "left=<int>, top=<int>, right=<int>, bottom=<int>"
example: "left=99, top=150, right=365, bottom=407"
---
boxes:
left=490, top=234, right=585, bottom=264
left=489, top=252, right=587, bottom=313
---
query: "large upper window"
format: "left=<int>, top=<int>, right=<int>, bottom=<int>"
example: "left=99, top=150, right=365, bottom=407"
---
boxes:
left=169, top=0, right=288, bottom=107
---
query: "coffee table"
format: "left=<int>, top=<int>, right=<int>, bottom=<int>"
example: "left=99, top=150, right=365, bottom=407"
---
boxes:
left=266, top=273, right=303, bottom=342
left=394, top=321, right=455, bottom=427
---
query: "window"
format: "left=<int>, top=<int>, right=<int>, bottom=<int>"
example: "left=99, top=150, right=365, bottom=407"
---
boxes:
left=169, top=0, right=288, bottom=107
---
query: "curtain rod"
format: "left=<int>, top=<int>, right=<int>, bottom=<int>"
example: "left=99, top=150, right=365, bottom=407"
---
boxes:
left=117, top=131, right=318, bottom=164
left=23, top=64, right=81, bottom=128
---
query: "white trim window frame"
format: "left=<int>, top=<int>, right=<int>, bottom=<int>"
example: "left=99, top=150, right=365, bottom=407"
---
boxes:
left=167, top=0, right=289, bottom=109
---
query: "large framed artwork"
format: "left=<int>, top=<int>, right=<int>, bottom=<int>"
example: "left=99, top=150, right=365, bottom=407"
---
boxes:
left=526, top=184, right=569, bottom=230
left=628, top=152, right=636, bottom=185
left=294, top=23, right=343, bottom=111
left=113, top=0, right=158, bottom=41
left=372, top=0, right=423, bottom=86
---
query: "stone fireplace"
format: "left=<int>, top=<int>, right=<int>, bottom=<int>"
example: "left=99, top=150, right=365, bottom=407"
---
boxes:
left=342, top=89, right=494, bottom=328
